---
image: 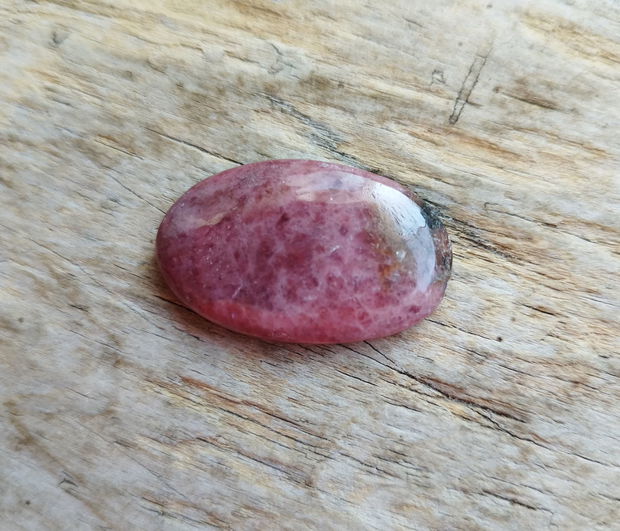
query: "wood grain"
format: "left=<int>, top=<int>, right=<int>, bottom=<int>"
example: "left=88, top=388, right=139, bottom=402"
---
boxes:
left=1, top=0, right=619, bottom=529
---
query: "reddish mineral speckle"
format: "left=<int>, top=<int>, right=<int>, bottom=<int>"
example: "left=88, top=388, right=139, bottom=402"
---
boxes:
left=156, top=159, right=451, bottom=343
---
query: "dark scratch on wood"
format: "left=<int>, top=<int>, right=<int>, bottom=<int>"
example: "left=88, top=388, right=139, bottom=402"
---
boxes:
left=449, top=52, right=490, bottom=124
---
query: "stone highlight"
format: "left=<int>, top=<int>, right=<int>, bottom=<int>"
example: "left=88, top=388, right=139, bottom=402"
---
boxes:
left=156, top=160, right=451, bottom=343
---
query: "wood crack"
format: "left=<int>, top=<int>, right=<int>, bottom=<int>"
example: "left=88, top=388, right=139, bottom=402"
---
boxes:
left=194, top=435, right=308, bottom=485
left=262, top=94, right=368, bottom=169
left=108, top=173, right=165, bottom=214
left=480, top=489, right=552, bottom=513
left=342, top=344, right=526, bottom=422
left=145, top=127, right=243, bottom=165
left=335, top=368, right=378, bottom=387
left=498, top=89, right=561, bottom=111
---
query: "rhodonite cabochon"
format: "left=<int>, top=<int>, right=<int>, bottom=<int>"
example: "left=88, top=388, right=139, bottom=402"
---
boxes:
left=156, top=159, right=452, bottom=343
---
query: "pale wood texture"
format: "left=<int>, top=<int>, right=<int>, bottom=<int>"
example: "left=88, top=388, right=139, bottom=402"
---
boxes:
left=1, top=0, right=619, bottom=529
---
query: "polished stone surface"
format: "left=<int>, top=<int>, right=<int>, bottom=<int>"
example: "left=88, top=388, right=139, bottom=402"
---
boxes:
left=157, top=160, right=451, bottom=343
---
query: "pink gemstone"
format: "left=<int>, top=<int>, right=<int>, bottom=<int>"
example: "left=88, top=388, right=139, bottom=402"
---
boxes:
left=156, top=160, right=451, bottom=344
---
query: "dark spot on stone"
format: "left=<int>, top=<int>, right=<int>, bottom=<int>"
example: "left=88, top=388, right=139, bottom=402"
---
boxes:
left=497, top=336, right=503, bottom=342
left=277, top=213, right=290, bottom=226
left=25, top=500, right=31, bottom=506
left=18, top=317, right=24, bottom=323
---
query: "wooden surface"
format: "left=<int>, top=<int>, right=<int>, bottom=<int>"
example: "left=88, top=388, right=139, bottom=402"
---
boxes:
left=1, top=0, right=619, bottom=529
